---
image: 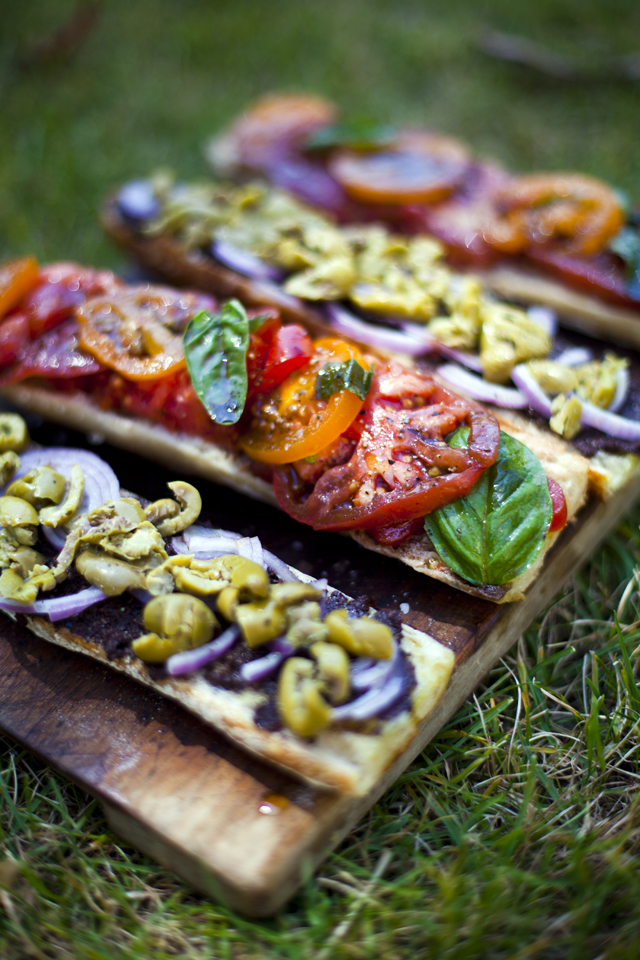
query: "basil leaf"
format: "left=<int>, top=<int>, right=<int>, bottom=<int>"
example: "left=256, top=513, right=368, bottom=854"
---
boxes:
left=315, top=359, right=373, bottom=401
left=609, top=226, right=640, bottom=283
left=425, top=427, right=553, bottom=586
left=183, top=299, right=250, bottom=425
left=305, top=120, right=395, bottom=152
left=248, top=312, right=273, bottom=333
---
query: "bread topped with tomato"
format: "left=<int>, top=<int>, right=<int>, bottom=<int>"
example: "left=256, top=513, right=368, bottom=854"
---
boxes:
left=0, top=257, right=597, bottom=603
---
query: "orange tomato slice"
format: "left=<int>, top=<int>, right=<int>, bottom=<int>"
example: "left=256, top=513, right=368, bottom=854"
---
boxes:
left=328, top=131, right=471, bottom=205
left=76, top=286, right=196, bottom=381
left=240, top=338, right=367, bottom=464
left=0, top=257, right=39, bottom=320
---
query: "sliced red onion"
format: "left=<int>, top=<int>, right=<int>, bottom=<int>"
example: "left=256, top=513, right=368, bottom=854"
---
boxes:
left=117, top=180, right=160, bottom=222
left=326, top=303, right=434, bottom=355
left=187, top=536, right=240, bottom=555
left=609, top=367, right=630, bottom=414
left=6, top=448, right=121, bottom=551
left=236, top=536, right=263, bottom=566
left=402, top=322, right=483, bottom=371
left=262, top=549, right=300, bottom=582
left=240, top=649, right=289, bottom=683
left=554, top=347, right=593, bottom=367
left=527, top=306, right=557, bottom=337
left=250, top=279, right=304, bottom=311
left=311, top=578, right=328, bottom=591
left=351, top=642, right=398, bottom=692
left=436, top=363, right=528, bottom=408
left=0, top=586, right=107, bottom=621
left=165, top=624, right=240, bottom=676
left=170, top=536, right=190, bottom=555
left=211, top=240, right=284, bottom=282
left=332, top=672, right=407, bottom=722
left=268, top=637, right=296, bottom=656
left=510, top=364, right=553, bottom=417
left=129, top=588, right=154, bottom=605
left=579, top=398, right=640, bottom=440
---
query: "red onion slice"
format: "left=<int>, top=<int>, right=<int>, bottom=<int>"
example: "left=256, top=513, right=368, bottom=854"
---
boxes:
left=326, top=304, right=434, bottom=355
left=262, top=549, right=300, bottom=582
left=250, top=279, right=303, bottom=311
left=165, top=624, right=240, bottom=676
left=351, top=641, right=398, bottom=692
left=510, top=364, right=554, bottom=417
left=237, top=536, right=263, bottom=566
left=5, top=448, right=121, bottom=551
left=554, top=347, right=593, bottom=367
left=527, top=306, right=557, bottom=337
left=402, top=322, right=483, bottom=371
left=609, top=367, right=630, bottom=414
left=117, top=180, right=160, bottom=222
left=579, top=397, right=640, bottom=440
left=332, top=672, right=407, bottom=722
left=436, top=364, right=528, bottom=408
left=211, top=241, right=284, bottom=282
left=0, top=586, right=107, bottom=621
left=240, top=648, right=290, bottom=683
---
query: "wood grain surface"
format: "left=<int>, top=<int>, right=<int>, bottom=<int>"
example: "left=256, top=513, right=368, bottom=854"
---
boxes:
left=0, top=417, right=639, bottom=916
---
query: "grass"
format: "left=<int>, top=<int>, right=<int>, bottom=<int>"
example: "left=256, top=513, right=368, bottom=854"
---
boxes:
left=1, top=0, right=640, bottom=955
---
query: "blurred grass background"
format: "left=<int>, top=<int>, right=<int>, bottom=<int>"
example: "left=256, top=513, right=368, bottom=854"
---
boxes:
left=2, top=1, right=640, bottom=957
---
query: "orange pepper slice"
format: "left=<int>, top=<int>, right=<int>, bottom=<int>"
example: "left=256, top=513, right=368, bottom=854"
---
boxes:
left=483, top=173, right=625, bottom=257
left=0, top=257, right=39, bottom=320
left=240, top=338, right=367, bottom=464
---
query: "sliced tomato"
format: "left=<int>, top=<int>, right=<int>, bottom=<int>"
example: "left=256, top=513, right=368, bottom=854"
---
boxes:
left=0, top=257, right=39, bottom=321
left=76, top=285, right=214, bottom=382
left=23, top=263, right=123, bottom=339
left=547, top=478, right=567, bottom=532
left=260, top=325, right=313, bottom=394
left=328, top=131, right=471, bottom=205
left=0, top=312, right=30, bottom=367
left=240, top=337, right=368, bottom=464
left=369, top=517, right=424, bottom=546
left=273, top=361, right=500, bottom=531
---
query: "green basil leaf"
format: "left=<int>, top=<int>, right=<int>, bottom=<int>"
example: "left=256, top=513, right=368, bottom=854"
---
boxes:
left=425, top=427, right=553, bottom=586
left=609, top=226, right=640, bottom=283
left=248, top=312, right=273, bottom=333
left=183, top=299, right=250, bottom=425
left=305, top=120, right=396, bottom=152
left=315, top=359, right=373, bottom=401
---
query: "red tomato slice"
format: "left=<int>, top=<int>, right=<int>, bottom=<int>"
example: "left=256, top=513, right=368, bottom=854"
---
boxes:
left=0, top=312, right=30, bottom=367
left=24, top=263, right=123, bottom=339
left=369, top=517, right=424, bottom=546
left=547, top=477, right=567, bottom=532
left=273, top=361, right=500, bottom=531
left=259, top=325, right=313, bottom=394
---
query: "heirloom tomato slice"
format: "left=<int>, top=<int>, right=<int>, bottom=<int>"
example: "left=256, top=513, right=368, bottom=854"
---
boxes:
left=77, top=285, right=214, bottom=381
left=240, top=337, right=367, bottom=464
left=328, top=131, right=471, bottom=205
left=273, top=361, right=500, bottom=531
left=0, top=257, right=39, bottom=321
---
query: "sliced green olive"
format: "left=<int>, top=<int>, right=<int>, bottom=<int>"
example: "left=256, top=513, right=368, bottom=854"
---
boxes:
left=277, top=657, right=332, bottom=738
left=152, top=481, right=202, bottom=537
left=527, top=360, right=579, bottom=395
left=0, top=496, right=39, bottom=528
left=0, top=451, right=21, bottom=488
left=131, top=632, right=180, bottom=664
left=143, top=592, right=217, bottom=651
left=324, top=609, right=393, bottom=659
left=0, top=568, right=38, bottom=604
left=230, top=557, right=269, bottom=600
left=217, top=585, right=239, bottom=621
left=173, top=566, right=227, bottom=597
left=7, top=466, right=66, bottom=508
left=10, top=546, right=45, bottom=579
left=0, top=414, right=29, bottom=454
left=549, top=394, right=583, bottom=440
left=235, top=599, right=287, bottom=647
left=310, top=640, right=350, bottom=704
left=39, top=465, right=84, bottom=528
left=75, top=549, right=147, bottom=596
left=270, top=582, right=322, bottom=607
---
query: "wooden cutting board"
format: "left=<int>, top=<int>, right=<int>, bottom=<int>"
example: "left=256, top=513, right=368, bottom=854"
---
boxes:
left=0, top=421, right=638, bottom=917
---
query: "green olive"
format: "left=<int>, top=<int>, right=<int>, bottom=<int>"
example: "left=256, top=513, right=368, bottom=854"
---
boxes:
left=39, top=465, right=84, bottom=527
left=310, top=641, right=350, bottom=704
left=0, top=414, right=29, bottom=453
left=324, top=609, right=393, bottom=659
left=75, top=549, right=147, bottom=596
left=277, top=657, right=332, bottom=737
left=0, top=451, right=21, bottom=488
left=217, top=585, right=239, bottom=621
left=0, top=496, right=39, bottom=528
left=7, top=466, right=66, bottom=508
left=143, top=592, right=216, bottom=651
left=270, top=582, right=322, bottom=607
left=0, top=568, right=38, bottom=604
left=235, top=599, right=287, bottom=647
left=131, top=632, right=179, bottom=664
left=230, top=557, right=269, bottom=600
left=174, top=566, right=227, bottom=597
